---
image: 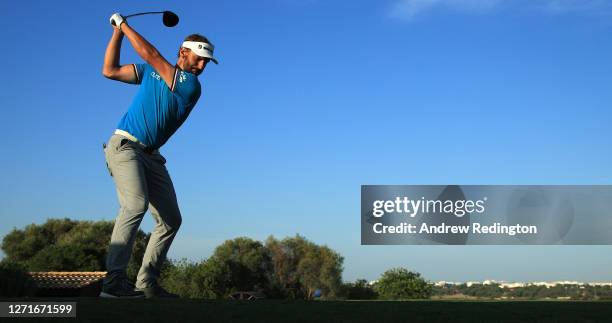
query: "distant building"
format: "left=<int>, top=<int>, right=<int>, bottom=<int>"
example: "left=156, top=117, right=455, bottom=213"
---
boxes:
left=433, top=280, right=612, bottom=289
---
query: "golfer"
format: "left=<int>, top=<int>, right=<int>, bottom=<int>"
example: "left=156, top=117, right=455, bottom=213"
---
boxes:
left=100, top=13, right=218, bottom=298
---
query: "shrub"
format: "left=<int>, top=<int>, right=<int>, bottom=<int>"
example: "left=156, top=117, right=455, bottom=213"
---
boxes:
left=374, top=268, right=431, bottom=300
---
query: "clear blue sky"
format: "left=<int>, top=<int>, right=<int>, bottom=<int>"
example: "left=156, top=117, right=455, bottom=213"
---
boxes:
left=1, top=0, right=611, bottom=283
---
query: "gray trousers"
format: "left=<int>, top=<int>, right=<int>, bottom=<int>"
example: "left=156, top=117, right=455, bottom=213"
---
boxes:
left=103, top=134, right=182, bottom=289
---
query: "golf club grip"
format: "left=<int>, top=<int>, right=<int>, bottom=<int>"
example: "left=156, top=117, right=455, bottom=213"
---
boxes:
left=124, top=12, right=165, bottom=18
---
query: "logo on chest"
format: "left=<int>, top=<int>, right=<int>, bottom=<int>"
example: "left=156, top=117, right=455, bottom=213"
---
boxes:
left=150, top=71, right=161, bottom=81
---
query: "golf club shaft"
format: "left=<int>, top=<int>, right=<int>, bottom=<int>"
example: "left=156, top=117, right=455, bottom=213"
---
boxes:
left=124, top=12, right=165, bottom=19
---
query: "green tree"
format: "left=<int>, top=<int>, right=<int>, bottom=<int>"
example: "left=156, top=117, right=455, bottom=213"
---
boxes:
left=297, top=245, right=343, bottom=299
left=266, top=235, right=344, bottom=299
left=375, top=268, right=432, bottom=300
left=160, top=235, right=343, bottom=300
left=2, top=220, right=347, bottom=300
left=210, top=237, right=271, bottom=294
left=1, top=218, right=149, bottom=280
left=265, top=235, right=304, bottom=298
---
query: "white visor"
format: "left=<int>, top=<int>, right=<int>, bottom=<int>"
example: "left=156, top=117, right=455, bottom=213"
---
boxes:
left=181, top=41, right=218, bottom=64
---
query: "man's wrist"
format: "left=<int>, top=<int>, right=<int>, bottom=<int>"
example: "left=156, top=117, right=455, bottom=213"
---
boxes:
left=120, top=22, right=129, bottom=32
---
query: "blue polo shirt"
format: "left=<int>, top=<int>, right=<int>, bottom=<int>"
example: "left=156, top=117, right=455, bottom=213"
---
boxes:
left=117, top=63, right=201, bottom=149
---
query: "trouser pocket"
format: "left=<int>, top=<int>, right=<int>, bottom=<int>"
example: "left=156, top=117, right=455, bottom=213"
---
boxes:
left=103, top=142, right=113, bottom=177
left=118, top=138, right=130, bottom=151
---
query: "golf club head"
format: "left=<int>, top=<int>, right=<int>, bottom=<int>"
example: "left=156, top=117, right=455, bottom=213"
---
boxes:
left=163, top=11, right=179, bottom=27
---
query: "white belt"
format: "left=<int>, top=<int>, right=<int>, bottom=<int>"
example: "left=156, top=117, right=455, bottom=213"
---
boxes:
left=114, top=129, right=142, bottom=144
left=114, top=129, right=158, bottom=153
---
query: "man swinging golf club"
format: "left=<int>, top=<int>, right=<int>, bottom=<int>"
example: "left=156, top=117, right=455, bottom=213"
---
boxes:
left=100, top=12, right=218, bottom=298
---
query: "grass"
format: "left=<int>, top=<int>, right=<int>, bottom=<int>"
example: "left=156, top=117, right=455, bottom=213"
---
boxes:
left=1, top=298, right=612, bottom=322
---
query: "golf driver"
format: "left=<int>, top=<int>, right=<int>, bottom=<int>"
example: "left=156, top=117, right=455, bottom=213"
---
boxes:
left=113, top=11, right=179, bottom=28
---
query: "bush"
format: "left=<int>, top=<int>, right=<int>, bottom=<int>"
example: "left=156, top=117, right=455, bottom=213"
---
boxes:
left=1, top=218, right=149, bottom=280
left=266, top=235, right=344, bottom=300
left=2, top=220, right=347, bottom=300
left=211, top=237, right=270, bottom=294
left=374, top=268, right=431, bottom=300
left=342, top=279, right=378, bottom=299
left=160, top=258, right=230, bottom=299
left=159, top=235, right=345, bottom=300
left=344, top=279, right=378, bottom=300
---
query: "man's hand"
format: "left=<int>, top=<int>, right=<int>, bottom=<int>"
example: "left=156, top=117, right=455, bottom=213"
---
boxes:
left=109, top=13, right=126, bottom=30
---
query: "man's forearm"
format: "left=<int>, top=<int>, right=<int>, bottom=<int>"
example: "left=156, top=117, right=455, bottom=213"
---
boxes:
left=103, top=30, right=124, bottom=76
left=120, top=23, right=162, bottom=63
